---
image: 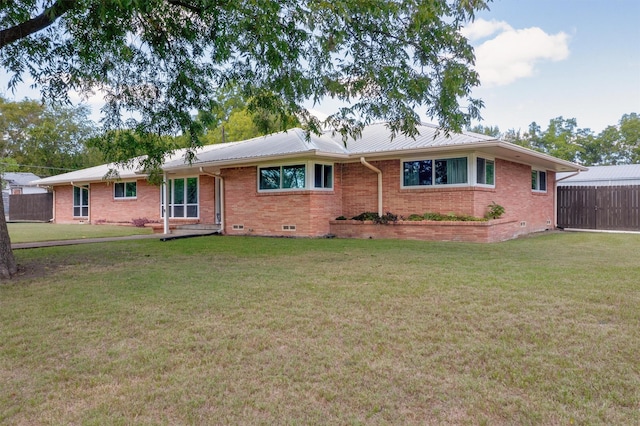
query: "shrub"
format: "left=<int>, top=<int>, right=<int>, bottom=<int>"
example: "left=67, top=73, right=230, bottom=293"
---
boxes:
left=422, top=212, right=486, bottom=222
left=406, top=214, right=424, bottom=221
left=131, top=217, right=152, bottom=227
left=485, top=202, right=505, bottom=219
left=335, top=215, right=347, bottom=220
left=375, top=212, right=398, bottom=224
left=351, top=212, right=380, bottom=221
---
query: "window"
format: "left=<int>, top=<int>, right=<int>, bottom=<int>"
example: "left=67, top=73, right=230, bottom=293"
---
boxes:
left=161, top=177, right=198, bottom=218
left=532, top=170, right=547, bottom=192
left=73, top=185, right=89, bottom=217
left=259, top=164, right=306, bottom=190
left=314, top=164, right=333, bottom=189
left=403, top=157, right=468, bottom=187
left=114, top=181, right=137, bottom=199
left=476, top=158, right=495, bottom=186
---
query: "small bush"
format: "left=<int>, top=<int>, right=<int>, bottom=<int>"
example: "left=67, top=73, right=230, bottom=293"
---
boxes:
left=375, top=212, right=398, bottom=224
left=352, top=212, right=380, bottom=221
left=485, top=202, right=505, bottom=219
left=131, top=217, right=152, bottom=227
left=335, top=216, right=347, bottom=220
left=422, top=212, right=486, bottom=222
left=406, top=214, right=424, bottom=221
left=423, top=212, right=446, bottom=221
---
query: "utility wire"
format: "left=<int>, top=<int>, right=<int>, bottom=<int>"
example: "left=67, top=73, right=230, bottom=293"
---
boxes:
left=0, top=162, right=77, bottom=171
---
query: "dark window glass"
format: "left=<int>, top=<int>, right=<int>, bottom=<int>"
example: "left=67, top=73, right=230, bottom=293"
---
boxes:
left=260, top=167, right=280, bottom=190
left=282, top=165, right=305, bottom=189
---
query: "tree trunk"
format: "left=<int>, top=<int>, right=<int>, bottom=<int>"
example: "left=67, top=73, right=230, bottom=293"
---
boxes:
left=0, top=194, right=17, bottom=280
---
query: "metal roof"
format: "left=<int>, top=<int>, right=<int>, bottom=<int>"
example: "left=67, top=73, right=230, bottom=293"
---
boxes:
left=557, top=164, right=640, bottom=186
left=2, top=172, right=41, bottom=187
left=29, top=162, right=143, bottom=186
left=162, top=128, right=348, bottom=171
left=327, top=122, right=497, bottom=155
left=32, top=123, right=586, bottom=185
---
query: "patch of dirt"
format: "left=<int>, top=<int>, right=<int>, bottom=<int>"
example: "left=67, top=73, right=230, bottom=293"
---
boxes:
left=2, top=260, right=61, bottom=283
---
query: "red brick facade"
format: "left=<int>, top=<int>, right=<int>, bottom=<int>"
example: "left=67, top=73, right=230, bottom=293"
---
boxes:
left=50, top=155, right=555, bottom=242
left=220, top=156, right=554, bottom=241
left=222, top=166, right=343, bottom=237
left=52, top=176, right=217, bottom=226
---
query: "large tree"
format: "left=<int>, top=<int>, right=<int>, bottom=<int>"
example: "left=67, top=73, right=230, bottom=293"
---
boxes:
left=0, top=97, right=101, bottom=176
left=0, top=0, right=489, bottom=278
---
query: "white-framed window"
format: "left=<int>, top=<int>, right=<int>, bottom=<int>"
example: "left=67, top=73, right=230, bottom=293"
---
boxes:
left=402, top=157, right=468, bottom=187
left=114, top=181, right=137, bottom=199
left=73, top=185, right=89, bottom=217
left=314, top=163, right=333, bottom=189
left=259, top=164, right=306, bottom=190
left=258, top=162, right=334, bottom=192
left=476, top=157, right=495, bottom=186
left=161, top=177, right=199, bottom=218
left=532, top=169, right=547, bottom=192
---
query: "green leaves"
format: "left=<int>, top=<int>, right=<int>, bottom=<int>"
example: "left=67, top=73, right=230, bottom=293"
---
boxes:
left=2, top=0, right=489, bottom=163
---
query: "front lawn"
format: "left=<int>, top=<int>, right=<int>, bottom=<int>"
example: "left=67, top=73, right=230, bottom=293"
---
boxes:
left=7, top=222, right=152, bottom=243
left=1, top=232, right=639, bottom=424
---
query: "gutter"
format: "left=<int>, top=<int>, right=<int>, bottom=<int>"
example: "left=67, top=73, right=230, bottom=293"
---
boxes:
left=200, top=167, right=224, bottom=233
left=360, top=157, right=383, bottom=216
left=163, top=173, right=170, bottom=235
left=556, top=170, right=582, bottom=183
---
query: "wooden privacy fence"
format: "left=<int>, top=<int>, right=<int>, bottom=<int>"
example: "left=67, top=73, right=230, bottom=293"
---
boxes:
left=9, top=193, right=53, bottom=222
left=557, top=185, right=640, bottom=231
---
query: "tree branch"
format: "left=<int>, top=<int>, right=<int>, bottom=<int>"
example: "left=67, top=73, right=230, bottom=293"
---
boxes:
left=0, top=0, right=76, bottom=49
left=166, top=0, right=203, bottom=14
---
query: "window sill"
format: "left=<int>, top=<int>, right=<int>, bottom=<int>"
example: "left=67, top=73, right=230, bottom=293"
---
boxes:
left=257, top=189, right=335, bottom=196
left=400, top=186, right=495, bottom=193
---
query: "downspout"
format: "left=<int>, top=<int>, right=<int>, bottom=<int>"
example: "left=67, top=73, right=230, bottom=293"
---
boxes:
left=554, top=170, right=582, bottom=229
left=360, top=157, right=383, bottom=217
left=200, top=167, right=224, bottom=233
left=51, top=188, right=55, bottom=222
left=70, top=182, right=90, bottom=223
left=163, top=173, right=170, bottom=235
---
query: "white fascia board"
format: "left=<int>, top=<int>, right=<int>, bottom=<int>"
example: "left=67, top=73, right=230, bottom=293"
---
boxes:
left=346, top=141, right=586, bottom=172
left=162, top=150, right=350, bottom=173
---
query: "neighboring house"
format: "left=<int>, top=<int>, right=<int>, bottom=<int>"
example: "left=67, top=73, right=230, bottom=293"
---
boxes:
left=557, top=164, right=640, bottom=187
left=557, top=164, right=640, bottom=231
left=31, top=123, right=586, bottom=242
left=2, top=172, right=47, bottom=216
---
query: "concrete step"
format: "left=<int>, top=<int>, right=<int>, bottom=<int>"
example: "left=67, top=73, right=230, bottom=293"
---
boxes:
left=175, top=223, right=221, bottom=231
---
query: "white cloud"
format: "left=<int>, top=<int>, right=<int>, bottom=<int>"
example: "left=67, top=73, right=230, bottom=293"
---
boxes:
left=463, top=19, right=570, bottom=87
left=460, top=19, right=513, bottom=41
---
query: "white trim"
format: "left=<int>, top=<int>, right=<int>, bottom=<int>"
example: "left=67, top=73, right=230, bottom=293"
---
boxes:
left=312, top=162, right=334, bottom=190
left=113, top=181, right=138, bottom=200
left=400, top=155, right=471, bottom=189
left=531, top=169, right=548, bottom=193
left=257, top=160, right=336, bottom=193
left=71, top=184, right=90, bottom=218
left=161, top=176, right=200, bottom=219
left=474, top=154, right=496, bottom=188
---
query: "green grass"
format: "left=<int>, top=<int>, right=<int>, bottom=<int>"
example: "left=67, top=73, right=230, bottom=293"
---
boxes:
left=2, top=232, right=639, bottom=424
left=7, top=223, right=153, bottom=243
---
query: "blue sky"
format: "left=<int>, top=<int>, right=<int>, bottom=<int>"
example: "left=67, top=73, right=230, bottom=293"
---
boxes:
left=2, top=0, right=639, bottom=135
left=461, top=0, right=640, bottom=133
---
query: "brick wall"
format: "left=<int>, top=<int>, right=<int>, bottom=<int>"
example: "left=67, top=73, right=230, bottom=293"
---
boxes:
left=50, top=156, right=555, bottom=242
left=340, top=158, right=554, bottom=238
left=222, top=166, right=343, bottom=237
left=53, top=175, right=218, bottom=225
left=329, top=218, right=519, bottom=243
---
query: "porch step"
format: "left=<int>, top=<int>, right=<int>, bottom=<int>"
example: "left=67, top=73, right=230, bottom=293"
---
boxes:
left=175, top=223, right=221, bottom=231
